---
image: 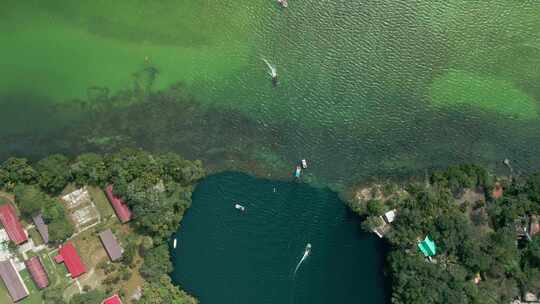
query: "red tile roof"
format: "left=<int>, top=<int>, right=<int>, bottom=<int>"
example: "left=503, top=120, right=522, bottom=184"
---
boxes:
left=56, top=242, right=86, bottom=278
left=492, top=182, right=503, bottom=199
left=102, top=294, right=123, bottom=304
left=105, top=185, right=132, bottom=223
left=24, top=257, right=49, bottom=289
left=0, top=204, right=28, bottom=245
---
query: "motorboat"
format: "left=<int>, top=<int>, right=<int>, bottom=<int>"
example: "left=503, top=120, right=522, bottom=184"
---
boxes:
left=294, top=242, right=312, bottom=275
left=301, top=159, right=308, bottom=169
left=278, top=0, right=288, bottom=8
left=294, top=166, right=302, bottom=178
left=234, top=203, right=246, bottom=212
left=173, top=238, right=177, bottom=249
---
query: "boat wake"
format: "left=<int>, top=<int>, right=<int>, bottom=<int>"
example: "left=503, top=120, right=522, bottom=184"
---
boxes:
left=293, top=243, right=311, bottom=277
left=262, top=58, right=277, bottom=79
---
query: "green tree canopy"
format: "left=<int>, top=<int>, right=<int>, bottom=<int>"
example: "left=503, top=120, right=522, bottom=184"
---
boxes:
left=13, top=184, right=45, bottom=218
left=70, top=153, right=109, bottom=186
left=36, top=154, right=70, bottom=195
left=1, top=157, right=37, bottom=189
left=70, top=289, right=107, bottom=304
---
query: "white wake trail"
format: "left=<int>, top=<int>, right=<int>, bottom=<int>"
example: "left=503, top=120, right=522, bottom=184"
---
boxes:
left=293, top=243, right=311, bottom=277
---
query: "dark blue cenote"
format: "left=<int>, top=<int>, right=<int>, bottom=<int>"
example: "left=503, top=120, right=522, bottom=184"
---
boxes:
left=171, top=172, right=389, bottom=304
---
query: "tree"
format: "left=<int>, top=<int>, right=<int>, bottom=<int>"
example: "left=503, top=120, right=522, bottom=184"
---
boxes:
left=42, top=285, right=66, bottom=303
left=140, top=244, right=172, bottom=280
left=366, top=199, right=385, bottom=216
left=70, top=289, right=107, bottom=304
left=70, top=153, right=109, bottom=186
left=13, top=184, right=45, bottom=218
left=1, top=157, right=37, bottom=189
left=36, top=154, right=70, bottom=195
left=139, top=275, right=197, bottom=304
left=42, top=197, right=74, bottom=243
left=159, top=153, right=205, bottom=185
left=122, top=241, right=137, bottom=267
left=527, top=235, right=540, bottom=266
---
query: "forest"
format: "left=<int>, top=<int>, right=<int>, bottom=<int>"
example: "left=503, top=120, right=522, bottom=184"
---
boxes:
left=0, top=149, right=205, bottom=303
left=351, top=164, right=540, bottom=303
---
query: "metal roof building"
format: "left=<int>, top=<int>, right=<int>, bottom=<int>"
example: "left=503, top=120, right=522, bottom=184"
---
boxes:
left=99, top=229, right=123, bottom=262
left=0, top=259, right=29, bottom=302
left=418, top=235, right=437, bottom=257
left=105, top=185, right=132, bottom=223
left=24, top=256, right=49, bottom=289
left=0, top=204, right=27, bottom=245
left=32, top=213, right=49, bottom=244
left=55, top=242, right=86, bottom=279
left=102, top=294, right=123, bottom=304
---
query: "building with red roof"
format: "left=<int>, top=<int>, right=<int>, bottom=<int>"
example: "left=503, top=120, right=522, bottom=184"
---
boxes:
left=0, top=204, right=28, bottom=245
left=55, top=242, right=86, bottom=279
left=105, top=185, right=132, bottom=223
left=24, top=256, right=49, bottom=289
left=102, top=294, right=123, bottom=304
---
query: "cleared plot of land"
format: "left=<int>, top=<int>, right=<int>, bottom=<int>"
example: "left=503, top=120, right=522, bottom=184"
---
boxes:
left=0, top=282, right=12, bottom=304
left=26, top=228, right=43, bottom=247
left=61, top=187, right=101, bottom=233
left=87, top=186, right=114, bottom=218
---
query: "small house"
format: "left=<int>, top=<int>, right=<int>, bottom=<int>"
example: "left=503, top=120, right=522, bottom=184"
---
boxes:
left=492, top=182, right=503, bottom=199
left=32, top=213, right=49, bottom=244
left=105, top=185, right=132, bottom=223
left=99, top=229, right=123, bottom=262
left=102, top=294, right=123, bottom=304
left=0, top=204, right=28, bottom=245
left=418, top=236, right=436, bottom=257
left=383, top=209, right=397, bottom=224
left=24, top=256, right=49, bottom=289
left=55, top=242, right=86, bottom=279
left=0, top=259, right=29, bottom=302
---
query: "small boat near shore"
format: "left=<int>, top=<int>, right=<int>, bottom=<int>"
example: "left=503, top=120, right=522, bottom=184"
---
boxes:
left=294, top=165, right=302, bottom=178
left=173, top=238, right=177, bottom=249
left=277, top=0, right=288, bottom=8
left=301, top=159, right=308, bottom=169
left=234, top=203, right=246, bottom=212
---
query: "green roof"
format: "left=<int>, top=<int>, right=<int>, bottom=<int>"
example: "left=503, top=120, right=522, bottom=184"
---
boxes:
left=418, top=236, right=436, bottom=257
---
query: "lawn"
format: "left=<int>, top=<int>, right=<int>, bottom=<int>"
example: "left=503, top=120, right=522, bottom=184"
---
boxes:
left=27, top=228, right=43, bottom=246
left=18, top=269, right=42, bottom=304
left=0, top=281, right=13, bottom=304
left=87, top=186, right=114, bottom=218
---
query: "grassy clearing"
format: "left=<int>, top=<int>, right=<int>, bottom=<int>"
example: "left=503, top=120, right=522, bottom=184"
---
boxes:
left=18, top=270, right=42, bottom=304
left=0, top=281, right=13, bottom=304
left=27, top=228, right=43, bottom=246
left=87, top=186, right=114, bottom=218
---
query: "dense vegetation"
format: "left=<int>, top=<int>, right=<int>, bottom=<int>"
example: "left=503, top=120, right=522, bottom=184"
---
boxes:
left=0, top=149, right=204, bottom=303
left=351, top=164, right=540, bottom=303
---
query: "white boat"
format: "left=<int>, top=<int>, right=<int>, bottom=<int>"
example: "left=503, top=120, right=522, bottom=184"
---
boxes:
left=277, top=0, right=288, bottom=8
left=301, top=159, right=308, bottom=169
left=294, top=243, right=312, bottom=275
left=234, top=203, right=246, bottom=212
left=294, top=166, right=302, bottom=178
left=173, top=238, right=177, bottom=249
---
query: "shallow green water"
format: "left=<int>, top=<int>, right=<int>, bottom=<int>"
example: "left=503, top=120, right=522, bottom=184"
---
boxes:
left=171, top=172, right=388, bottom=303
left=1, top=1, right=540, bottom=186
